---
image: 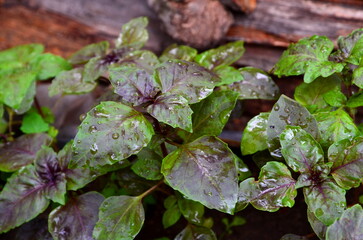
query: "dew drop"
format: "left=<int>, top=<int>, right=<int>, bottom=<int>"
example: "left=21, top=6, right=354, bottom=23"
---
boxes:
left=192, top=72, right=203, bottom=77
left=79, top=114, right=86, bottom=121
left=273, top=104, right=280, bottom=111
left=112, top=133, right=120, bottom=139
left=77, top=140, right=81, bottom=144
left=88, top=125, right=97, bottom=133
left=90, top=143, right=98, bottom=155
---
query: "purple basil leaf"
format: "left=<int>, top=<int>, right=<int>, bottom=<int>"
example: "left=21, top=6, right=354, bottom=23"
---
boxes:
left=82, top=57, right=108, bottom=83
left=109, top=65, right=160, bottom=106
left=49, top=192, right=105, bottom=240
left=160, top=44, right=198, bottom=62
left=304, top=179, right=346, bottom=226
left=118, top=50, right=160, bottom=73
left=175, top=224, right=217, bottom=240
left=153, top=59, right=220, bottom=104
left=307, top=208, right=327, bottom=240
left=0, top=133, right=52, bottom=172
left=161, top=136, right=238, bottom=214
left=237, top=161, right=296, bottom=212
left=68, top=41, right=109, bottom=65
left=71, top=101, right=154, bottom=170
left=267, top=95, right=320, bottom=158
left=147, top=93, right=193, bottom=132
left=326, top=204, right=363, bottom=240
left=328, top=137, right=363, bottom=190
left=115, top=17, right=148, bottom=50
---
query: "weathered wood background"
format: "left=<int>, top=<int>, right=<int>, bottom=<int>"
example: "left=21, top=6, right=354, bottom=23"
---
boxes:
left=1, top=0, right=363, bottom=71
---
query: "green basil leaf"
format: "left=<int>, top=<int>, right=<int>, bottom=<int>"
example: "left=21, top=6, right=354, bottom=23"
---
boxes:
left=161, top=136, right=238, bottom=214
left=237, top=161, right=296, bottom=212
left=323, top=89, right=347, bottom=107
left=147, top=94, right=193, bottom=132
left=82, top=57, right=108, bottom=83
left=0, top=44, right=43, bottom=64
left=160, top=44, right=198, bottom=62
left=304, top=61, right=344, bottom=84
left=153, top=59, right=220, bottom=104
left=93, top=195, right=144, bottom=240
left=241, top=112, right=269, bottom=155
left=352, top=66, right=363, bottom=88
left=280, top=126, right=325, bottom=173
left=31, top=53, right=72, bottom=80
left=20, top=112, right=49, bottom=134
left=336, top=28, right=363, bottom=60
left=328, top=137, right=363, bottom=190
left=195, top=41, right=245, bottom=70
left=228, top=67, right=279, bottom=100
left=177, top=197, right=205, bottom=225
left=49, top=68, right=96, bottom=96
left=162, top=203, right=181, bottom=229
left=326, top=204, right=363, bottom=240
left=175, top=225, right=217, bottom=240
left=346, top=36, right=363, bottom=65
left=294, top=76, right=341, bottom=110
left=347, top=92, right=363, bottom=108
left=304, top=179, right=346, bottom=226
left=71, top=101, right=154, bottom=170
left=49, top=192, right=105, bottom=240
left=307, top=208, right=327, bottom=240
left=214, top=65, right=243, bottom=86
left=182, top=90, right=239, bottom=142
left=131, top=148, right=163, bottom=180
left=267, top=95, right=320, bottom=158
left=115, top=17, right=148, bottom=49
left=0, top=133, right=52, bottom=172
left=69, top=41, right=109, bottom=64
left=314, top=109, right=359, bottom=148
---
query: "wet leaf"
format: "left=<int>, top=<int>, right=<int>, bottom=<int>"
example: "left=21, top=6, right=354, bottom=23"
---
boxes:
left=347, top=92, right=363, bottom=108
left=326, top=204, right=363, bottom=240
left=175, top=224, right=217, bottom=240
left=280, top=126, right=325, bottom=173
left=118, top=50, right=159, bottom=73
left=294, top=76, right=341, bottom=110
left=147, top=94, right=193, bottom=132
left=195, top=41, right=245, bottom=70
left=182, top=90, right=239, bottom=142
left=20, top=112, right=49, bottom=134
left=314, top=109, right=359, bottom=148
left=214, top=65, right=243, bottom=86
left=71, top=101, right=154, bottom=170
left=177, top=196, right=205, bottom=225
left=304, top=179, right=346, bottom=226
left=228, top=67, right=279, bottom=100
left=131, top=148, right=163, bottom=180
left=241, top=112, right=269, bottom=155
left=13, top=80, right=36, bottom=114
left=31, top=53, right=72, bottom=80
left=153, top=59, right=220, bottom=104
left=93, top=195, right=144, bottom=240
left=82, top=57, right=108, bottom=83
left=163, top=196, right=181, bottom=229
left=346, top=35, right=363, bottom=65
left=160, top=44, right=198, bottom=62
left=0, top=133, right=52, bottom=172
left=110, top=65, right=160, bottom=106
left=328, top=137, right=363, bottom=189
left=273, top=36, right=340, bottom=83
left=237, top=162, right=296, bottom=212
left=115, top=17, right=148, bottom=49
left=49, top=192, right=105, bottom=240
left=49, top=68, right=96, bottom=96
left=352, top=66, right=363, bottom=88
left=0, top=44, right=43, bottom=65
left=267, top=95, right=320, bottom=158
left=162, top=136, right=238, bottom=214
left=307, top=208, right=326, bottom=240
left=69, top=41, right=109, bottom=64
left=323, top=89, right=347, bottom=107
left=336, top=28, right=363, bottom=60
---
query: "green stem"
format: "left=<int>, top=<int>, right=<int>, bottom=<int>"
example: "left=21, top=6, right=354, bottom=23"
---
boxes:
left=34, top=96, right=45, bottom=118
left=139, top=180, right=164, bottom=199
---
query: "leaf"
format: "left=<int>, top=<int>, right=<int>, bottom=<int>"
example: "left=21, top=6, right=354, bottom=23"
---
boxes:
left=352, top=66, right=363, bottom=88
left=304, top=179, right=346, bottom=226
left=49, top=192, right=105, bottom=240
left=347, top=92, right=363, bottom=108
left=280, top=126, right=325, bottom=173
left=280, top=234, right=309, bottom=240
left=241, top=112, right=269, bottom=155
left=227, top=67, right=279, bottom=100
left=195, top=41, right=245, bottom=70
left=0, top=103, right=3, bottom=119
left=49, top=68, right=96, bottom=96
left=131, top=148, right=163, bottom=180
left=0, top=133, right=52, bottom=172
left=163, top=196, right=181, bottom=229
left=13, top=80, right=36, bottom=115
left=115, top=17, right=148, bottom=49
left=82, top=57, right=108, bottom=83
left=326, top=204, right=363, bottom=240
left=214, top=65, right=243, bottom=86
left=71, top=101, right=154, bottom=170
left=93, top=195, right=145, bottom=240
left=294, top=76, right=341, bottom=110
left=336, top=28, right=363, bottom=60
left=153, top=59, right=220, bottom=104
left=304, top=61, right=344, bottom=84
left=346, top=35, right=363, bottom=65
left=323, top=89, right=347, bottom=107
left=147, top=94, right=193, bottom=132
left=69, top=41, right=109, bottom=64
left=31, top=53, right=72, bottom=80
left=161, top=136, right=238, bottom=214
left=182, top=90, right=239, bottom=142
left=118, top=50, right=160, bottom=73
left=160, top=44, right=198, bottom=62
left=110, top=65, right=160, bottom=106
left=175, top=225, right=217, bottom=240
left=314, top=109, right=359, bottom=148
left=178, top=197, right=205, bottom=225
left=307, top=208, right=327, bottom=240
left=20, top=112, right=49, bottom=134
left=0, top=44, right=43, bottom=64
left=267, top=95, right=320, bottom=158
left=237, top=162, right=296, bottom=212
left=328, top=137, right=363, bottom=189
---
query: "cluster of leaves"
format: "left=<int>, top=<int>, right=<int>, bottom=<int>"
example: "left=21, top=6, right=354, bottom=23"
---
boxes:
left=0, top=17, right=279, bottom=240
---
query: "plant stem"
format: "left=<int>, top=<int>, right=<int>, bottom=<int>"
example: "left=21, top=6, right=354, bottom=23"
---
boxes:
left=139, top=180, right=164, bottom=199
left=34, top=96, right=45, bottom=118
left=6, top=107, right=13, bottom=136
left=154, top=120, right=169, bottom=157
